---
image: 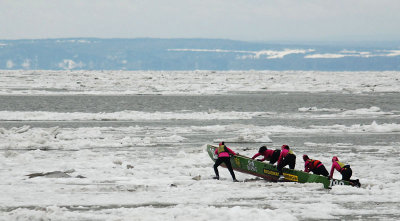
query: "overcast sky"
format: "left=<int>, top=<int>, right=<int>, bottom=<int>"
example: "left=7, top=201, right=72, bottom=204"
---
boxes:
left=1, top=0, right=399, bottom=42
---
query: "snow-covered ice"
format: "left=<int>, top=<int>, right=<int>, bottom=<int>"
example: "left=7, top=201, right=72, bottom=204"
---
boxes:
left=0, top=70, right=399, bottom=95
left=0, top=70, right=399, bottom=220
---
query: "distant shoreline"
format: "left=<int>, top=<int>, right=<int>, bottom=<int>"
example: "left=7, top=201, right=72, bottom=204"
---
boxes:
left=1, top=38, right=399, bottom=71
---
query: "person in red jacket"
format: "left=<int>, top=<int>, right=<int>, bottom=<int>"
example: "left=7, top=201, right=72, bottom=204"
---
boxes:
left=252, top=145, right=281, bottom=165
left=329, top=156, right=360, bottom=187
left=277, top=145, right=296, bottom=180
left=213, top=142, right=238, bottom=182
left=303, top=155, right=329, bottom=177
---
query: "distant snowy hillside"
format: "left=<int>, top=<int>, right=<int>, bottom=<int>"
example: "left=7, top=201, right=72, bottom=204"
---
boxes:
left=0, top=38, right=399, bottom=70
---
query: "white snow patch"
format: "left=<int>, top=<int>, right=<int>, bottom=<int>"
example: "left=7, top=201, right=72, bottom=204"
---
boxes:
left=6, top=60, right=14, bottom=69
left=0, top=70, right=399, bottom=95
left=58, top=59, right=85, bottom=70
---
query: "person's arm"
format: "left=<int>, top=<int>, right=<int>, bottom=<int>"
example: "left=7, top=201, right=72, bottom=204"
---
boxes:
left=304, top=161, right=310, bottom=172
left=252, top=153, right=261, bottom=160
left=277, top=149, right=286, bottom=165
left=329, top=162, right=336, bottom=179
left=226, top=147, right=236, bottom=155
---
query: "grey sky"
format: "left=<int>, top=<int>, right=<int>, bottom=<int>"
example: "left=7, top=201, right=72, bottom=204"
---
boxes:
left=1, top=0, right=399, bottom=42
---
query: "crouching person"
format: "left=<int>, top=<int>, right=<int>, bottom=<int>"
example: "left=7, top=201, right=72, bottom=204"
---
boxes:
left=252, top=145, right=281, bottom=165
left=329, top=156, right=360, bottom=187
left=303, top=154, right=329, bottom=176
left=276, top=145, right=296, bottom=181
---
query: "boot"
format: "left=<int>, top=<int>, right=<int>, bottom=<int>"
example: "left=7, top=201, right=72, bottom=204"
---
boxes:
left=355, top=179, right=361, bottom=187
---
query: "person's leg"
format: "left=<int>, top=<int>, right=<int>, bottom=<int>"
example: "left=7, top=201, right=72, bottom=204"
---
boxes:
left=223, top=157, right=237, bottom=181
left=277, top=158, right=289, bottom=175
left=270, top=150, right=280, bottom=164
left=313, top=165, right=329, bottom=176
left=342, top=168, right=359, bottom=186
left=213, top=158, right=224, bottom=179
left=350, top=178, right=361, bottom=187
left=288, top=154, right=296, bottom=169
left=341, top=168, right=352, bottom=181
left=319, top=165, right=329, bottom=177
left=277, top=162, right=283, bottom=175
left=348, top=168, right=353, bottom=179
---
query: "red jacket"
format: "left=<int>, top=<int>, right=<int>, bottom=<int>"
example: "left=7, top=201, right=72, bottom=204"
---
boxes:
left=277, top=148, right=293, bottom=164
left=329, top=160, right=346, bottom=178
left=304, top=159, right=323, bottom=172
left=252, top=149, right=274, bottom=161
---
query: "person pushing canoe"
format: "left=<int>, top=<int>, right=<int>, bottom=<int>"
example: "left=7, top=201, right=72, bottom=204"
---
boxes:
left=303, top=154, right=329, bottom=176
left=213, top=142, right=239, bottom=182
left=277, top=145, right=296, bottom=181
left=251, top=145, right=281, bottom=165
left=329, top=156, right=360, bottom=187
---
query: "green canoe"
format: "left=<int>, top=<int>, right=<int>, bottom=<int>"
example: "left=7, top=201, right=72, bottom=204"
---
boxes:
left=207, top=144, right=358, bottom=189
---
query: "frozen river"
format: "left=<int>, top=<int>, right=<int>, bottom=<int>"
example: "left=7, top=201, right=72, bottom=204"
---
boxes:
left=0, top=71, right=399, bottom=220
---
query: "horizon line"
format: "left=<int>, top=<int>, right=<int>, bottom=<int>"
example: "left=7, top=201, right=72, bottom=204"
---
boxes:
left=1, top=37, right=400, bottom=46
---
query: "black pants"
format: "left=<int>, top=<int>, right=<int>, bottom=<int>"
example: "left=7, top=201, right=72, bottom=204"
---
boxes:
left=341, top=167, right=352, bottom=181
left=311, top=165, right=329, bottom=177
left=269, top=150, right=281, bottom=164
left=277, top=154, right=296, bottom=175
left=341, top=167, right=360, bottom=186
left=214, top=157, right=236, bottom=180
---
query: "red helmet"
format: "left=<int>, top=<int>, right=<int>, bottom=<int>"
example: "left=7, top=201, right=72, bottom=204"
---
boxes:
left=281, top=145, right=289, bottom=150
left=303, top=154, right=309, bottom=161
left=332, top=156, right=339, bottom=162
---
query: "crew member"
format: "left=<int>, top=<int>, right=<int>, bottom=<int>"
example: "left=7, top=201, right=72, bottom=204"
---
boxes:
left=213, top=142, right=239, bottom=182
left=276, top=145, right=296, bottom=180
left=329, top=156, right=360, bottom=187
left=252, top=145, right=281, bottom=165
left=303, top=155, right=329, bottom=176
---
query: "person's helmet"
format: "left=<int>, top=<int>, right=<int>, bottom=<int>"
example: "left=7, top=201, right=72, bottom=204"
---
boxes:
left=332, top=156, right=339, bottom=162
left=303, top=154, right=309, bottom=161
left=281, top=145, right=289, bottom=150
left=259, top=146, right=267, bottom=153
